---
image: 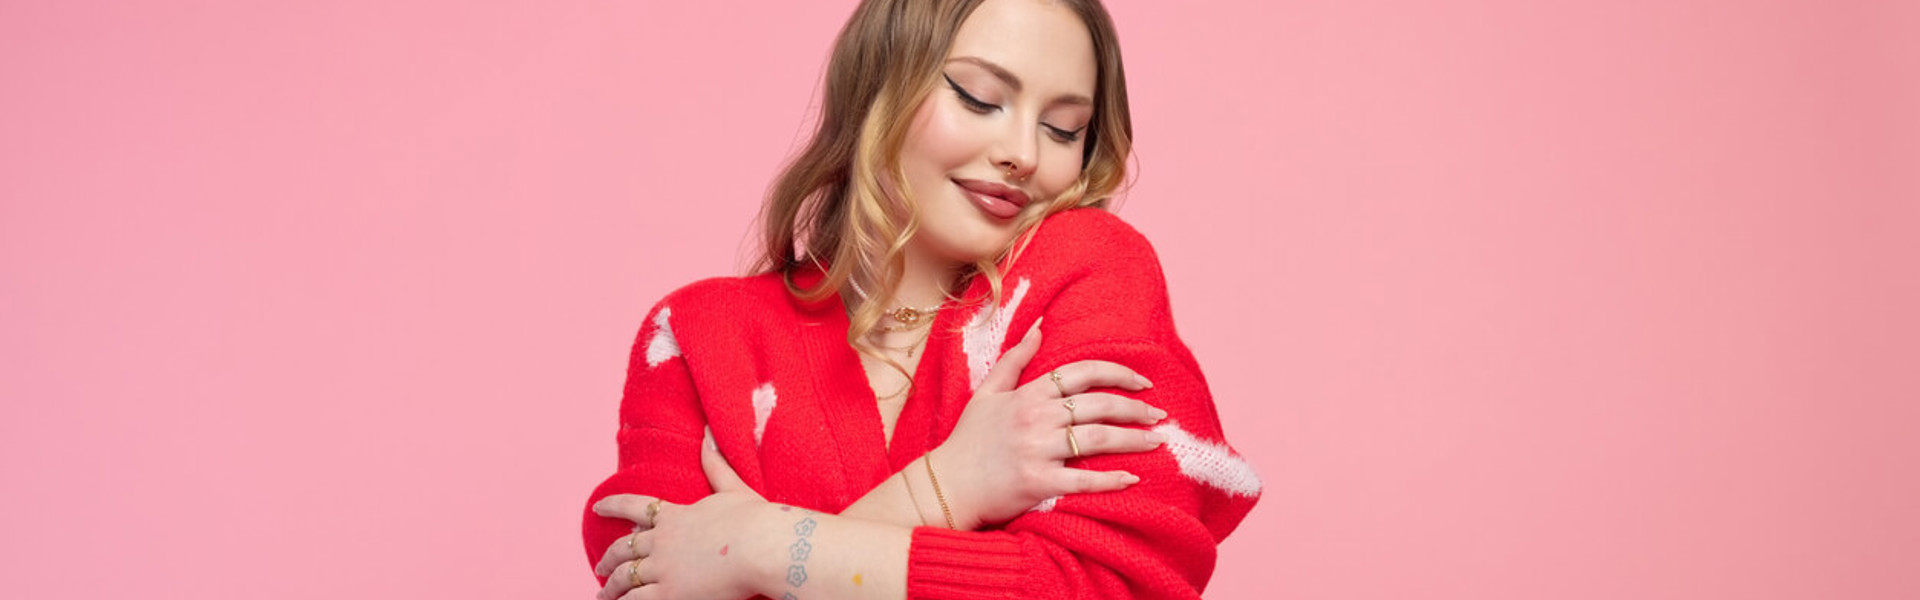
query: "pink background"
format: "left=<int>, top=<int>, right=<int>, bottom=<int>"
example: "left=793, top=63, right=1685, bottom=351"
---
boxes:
left=4, top=1, right=1917, bottom=598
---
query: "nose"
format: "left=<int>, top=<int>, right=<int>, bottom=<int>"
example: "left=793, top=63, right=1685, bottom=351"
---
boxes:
left=989, top=122, right=1039, bottom=182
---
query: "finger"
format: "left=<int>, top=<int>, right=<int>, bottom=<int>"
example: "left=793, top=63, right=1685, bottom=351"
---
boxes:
left=1067, top=424, right=1167, bottom=458
left=1028, top=360, right=1151, bottom=397
left=595, top=530, right=653, bottom=577
left=701, top=427, right=752, bottom=495
left=597, top=559, right=645, bottom=600
left=1049, top=467, right=1143, bottom=495
left=1064, top=392, right=1168, bottom=425
left=594, top=534, right=626, bottom=577
left=980, top=318, right=1044, bottom=393
left=592, top=494, right=667, bottom=529
left=632, top=556, right=663, bottom=589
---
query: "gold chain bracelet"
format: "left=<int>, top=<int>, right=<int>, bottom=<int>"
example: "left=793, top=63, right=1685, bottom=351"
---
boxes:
left=899, top=468, right=929, bottom=527
left=923, top=453, right=957, bottom=529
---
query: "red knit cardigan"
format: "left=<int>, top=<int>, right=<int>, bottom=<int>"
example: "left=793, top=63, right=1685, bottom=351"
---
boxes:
left=582, top=208, right=1261, bottom=599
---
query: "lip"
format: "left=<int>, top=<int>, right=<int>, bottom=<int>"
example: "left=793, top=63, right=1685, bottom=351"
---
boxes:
left=953, top=178, right=1032, bottom=220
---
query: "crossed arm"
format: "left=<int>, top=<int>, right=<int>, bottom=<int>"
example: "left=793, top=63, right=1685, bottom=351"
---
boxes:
left=587, top=321, right=1171, bottom=600
left=583, top=211, right=1257, bottom=600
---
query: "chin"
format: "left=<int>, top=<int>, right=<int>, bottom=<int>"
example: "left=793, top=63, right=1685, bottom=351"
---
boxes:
left=916, top=230, right=1011, bottom=266
left=914, top=198, right=1025, bottom=264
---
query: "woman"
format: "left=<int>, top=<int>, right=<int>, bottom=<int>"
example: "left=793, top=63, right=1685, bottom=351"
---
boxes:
left=582, top=0, right=1260, bottom=598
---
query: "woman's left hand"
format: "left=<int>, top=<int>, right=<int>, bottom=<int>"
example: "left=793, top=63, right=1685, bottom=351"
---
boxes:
left=590, top=431, right=773, bottom=600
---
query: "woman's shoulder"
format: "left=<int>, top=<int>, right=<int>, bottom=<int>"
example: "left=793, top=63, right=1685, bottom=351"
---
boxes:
left=640, top=271, right=802, bottom=324
left=995, top=207, right=1194, bottom=371
left=1031, top=206, right=1153, bottom=249
left=1010, top=207, right=1166, bottom=282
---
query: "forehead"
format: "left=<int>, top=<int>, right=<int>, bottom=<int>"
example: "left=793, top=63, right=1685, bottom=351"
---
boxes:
left=948, top=0, right=1097, bottom=98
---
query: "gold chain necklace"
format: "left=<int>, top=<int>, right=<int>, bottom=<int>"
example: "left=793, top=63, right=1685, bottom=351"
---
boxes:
left=847, top=278, right=943, bottom=332
left=883, top=325, right=935, bottom=358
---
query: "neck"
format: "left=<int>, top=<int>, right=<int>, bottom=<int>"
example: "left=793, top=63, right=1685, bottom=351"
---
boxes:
left=888, top=244, right=962, bottom=309
left=840, top=245, right=959, bottom=352
left=837, top=241, right=970, bottom=320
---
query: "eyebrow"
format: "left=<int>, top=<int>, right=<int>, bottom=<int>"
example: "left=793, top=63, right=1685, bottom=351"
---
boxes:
left=946, top=56, right=1093, bottom=107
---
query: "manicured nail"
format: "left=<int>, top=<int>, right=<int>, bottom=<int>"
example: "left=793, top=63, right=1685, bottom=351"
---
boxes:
left=1149, top=407, right=1168, bottom=421
left=1135, top=375, right=1153, bottom=389
left=1121, top=473, right=1141, bottom=484
left=1145, top=432, right=1167, bottom=445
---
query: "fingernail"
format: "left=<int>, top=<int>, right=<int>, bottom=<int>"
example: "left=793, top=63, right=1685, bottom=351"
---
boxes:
left=1135, top=375, right=1153, bottom=389
left=1121, top=473, right=1141, bottom=484
left=1145, top=432, right=1167, bottom=445
left=1149, top=407, right=1168, bottom=421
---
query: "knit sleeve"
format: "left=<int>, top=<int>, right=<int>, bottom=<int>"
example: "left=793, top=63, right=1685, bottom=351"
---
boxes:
left=906, top=209, right=1262, bottom=599
left=580, top=296, right=713, bottom=585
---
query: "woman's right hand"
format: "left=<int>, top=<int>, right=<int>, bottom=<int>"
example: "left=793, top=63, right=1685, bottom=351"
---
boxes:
left=931, top=318, right=1169, bottom=530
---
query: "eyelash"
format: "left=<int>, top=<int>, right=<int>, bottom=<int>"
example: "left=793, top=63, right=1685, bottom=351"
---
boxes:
left=943, top=74, right=1085, bottom=144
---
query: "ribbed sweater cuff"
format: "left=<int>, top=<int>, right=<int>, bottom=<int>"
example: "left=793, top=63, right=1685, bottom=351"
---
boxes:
left=906, top=527, right=1025, bottom=599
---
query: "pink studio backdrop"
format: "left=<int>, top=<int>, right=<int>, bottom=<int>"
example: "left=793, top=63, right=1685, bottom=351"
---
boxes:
left=3, top=1, right=1916, bottom=598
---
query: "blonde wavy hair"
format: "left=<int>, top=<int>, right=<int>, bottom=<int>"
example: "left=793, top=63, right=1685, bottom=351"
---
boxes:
left=754, top=0, right=1134, bottom=380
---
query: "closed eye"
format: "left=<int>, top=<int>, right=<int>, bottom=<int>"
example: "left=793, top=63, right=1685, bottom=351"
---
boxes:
left=946, top=72, right=1084, bottom=144
left=943, top=74, right=998, bottom=114
left=1044, top=124, right=1085, bottom=144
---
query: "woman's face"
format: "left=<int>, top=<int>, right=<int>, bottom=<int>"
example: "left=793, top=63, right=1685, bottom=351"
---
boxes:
left=896, top=0, right=1098, bottom=266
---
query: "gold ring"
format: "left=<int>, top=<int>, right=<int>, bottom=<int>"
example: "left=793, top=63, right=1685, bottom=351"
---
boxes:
left=628, top=558, right=643, bottom=588
left=628, top=531, right=638, bottom=554
left=1049, top=369, right=1068, bottom=397
left=645, top=499, right=662, bottom=526
left=1066, top=425, right=1082, bottom=458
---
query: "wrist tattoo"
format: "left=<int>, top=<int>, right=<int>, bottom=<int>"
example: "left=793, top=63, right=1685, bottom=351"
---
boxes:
left=783, top=508, right=818, bottom=596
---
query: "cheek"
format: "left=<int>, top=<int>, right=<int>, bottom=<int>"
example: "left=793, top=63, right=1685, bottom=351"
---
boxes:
left=1036, top=150, right=1083, bottom=198
left=902, top=99, right=983, bottom=175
